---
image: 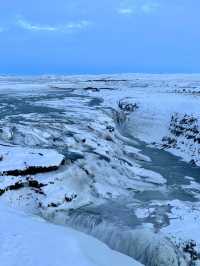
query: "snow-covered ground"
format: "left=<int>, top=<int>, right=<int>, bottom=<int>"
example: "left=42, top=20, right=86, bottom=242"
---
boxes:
left=0, top=146, right=64, bottom=175
left=0, top=74, right=200, bottom=265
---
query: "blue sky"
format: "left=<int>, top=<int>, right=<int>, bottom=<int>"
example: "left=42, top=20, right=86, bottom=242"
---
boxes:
left=0, top=0, right=199, bottom=75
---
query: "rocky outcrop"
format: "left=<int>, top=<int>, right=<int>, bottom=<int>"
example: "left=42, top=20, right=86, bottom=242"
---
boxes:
left=0, top=177, right=46, bottom=196
left=161, top=113, right=200, bottom=166
left=0, top=146, right=65, bottom=176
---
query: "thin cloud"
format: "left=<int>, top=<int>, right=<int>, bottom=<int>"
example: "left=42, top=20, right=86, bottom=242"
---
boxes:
left=117, top=8, right=134, bottom=15
left=65, top=20, right=91, bottom=29
left=141, top=2, right=160, bottom=14
left=17, top=19, right=57, bottom=31
left=16, top=18, right=91, bottom=33
left=118, top=1, right=160, bottom=16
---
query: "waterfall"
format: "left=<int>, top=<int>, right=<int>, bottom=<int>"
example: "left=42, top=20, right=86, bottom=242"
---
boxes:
left=42, top=209, right=188, bottom=266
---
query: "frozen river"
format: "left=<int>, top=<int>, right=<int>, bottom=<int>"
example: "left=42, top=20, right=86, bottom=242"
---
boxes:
left=0, top=75, right=200, bottom=265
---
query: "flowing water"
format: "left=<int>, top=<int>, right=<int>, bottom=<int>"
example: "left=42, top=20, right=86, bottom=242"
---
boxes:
left=54, top=117, right=200, bottom=266
left=119, top=123, right=200, bottom=203
left=1, top=78, right=200, bottom=265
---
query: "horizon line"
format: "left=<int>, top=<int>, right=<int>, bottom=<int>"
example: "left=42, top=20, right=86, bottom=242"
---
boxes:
left=1, top=72, right=200, bottom=77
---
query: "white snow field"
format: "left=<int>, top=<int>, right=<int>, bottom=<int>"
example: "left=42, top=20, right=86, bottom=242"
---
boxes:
left=0, top=74, right=200, bottom=265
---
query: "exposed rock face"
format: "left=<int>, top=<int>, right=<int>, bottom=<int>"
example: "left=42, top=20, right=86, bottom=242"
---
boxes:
left=161, top=113, right=200, bottom=166
left=2, top=165, right=64, bottom=176
left=0, top=146, right=65, bottom=176
left=0, top=177, right=46, bottom=196
left=118, top=99, right=139, bottom=114
left=114, top=99, right=139, bottom=125
left=182, top=240, right=200, bottom=263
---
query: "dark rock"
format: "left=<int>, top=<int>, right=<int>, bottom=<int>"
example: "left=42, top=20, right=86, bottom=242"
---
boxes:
left=189, top=159, right=196, bottom=166
left=0, top=177, right=47, bottom=197
left=118, top=100, right=139, bottom=113
left=183, top=240, right=200, bottom=262
left=1, top=165, right=62, bottom=176
left=27, top=179, right=46, bottom=189
left=106, top=126, right=115, bottom=133
left=194, top=137, right=200, bottom=144
left=48, top=202, right=59, bottom=208
left=186, top=134, right=195, bottom=140
left=65, top=194, right=77, bottom=202
left=83, top=87, right=100, bottom=92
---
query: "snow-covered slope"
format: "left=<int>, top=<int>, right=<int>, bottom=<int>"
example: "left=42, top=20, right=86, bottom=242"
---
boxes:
left=0, top=202, right=142, bottom=266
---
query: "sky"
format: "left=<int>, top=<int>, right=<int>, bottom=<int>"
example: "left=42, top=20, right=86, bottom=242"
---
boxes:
left=0, top=0, right=199, bottom=75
